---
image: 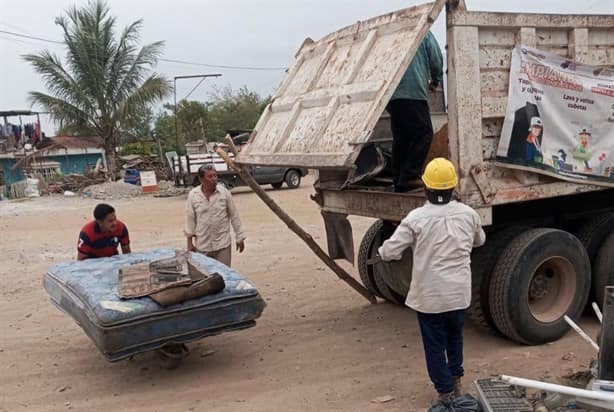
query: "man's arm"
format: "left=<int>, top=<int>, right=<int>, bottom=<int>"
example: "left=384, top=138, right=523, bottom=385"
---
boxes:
left=119, top=224, right=131, bottom=255
left=426, top=32, right=444, bottom=88
left=226, top=191, right=246, bottom=252
left=77, top=231, right=93, bottom=260
left=378, top=220, right=414, bottom=261
left=473, top=214, right=486, bottom=248
left=185, top=192, right=197, bottom=251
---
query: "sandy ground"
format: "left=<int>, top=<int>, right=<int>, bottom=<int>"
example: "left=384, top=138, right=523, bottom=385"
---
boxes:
left=0, top=177, right=599, bottom=412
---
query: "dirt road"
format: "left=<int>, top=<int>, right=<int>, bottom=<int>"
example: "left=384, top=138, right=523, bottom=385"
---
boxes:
left=0, top=178, right=599, bottom=411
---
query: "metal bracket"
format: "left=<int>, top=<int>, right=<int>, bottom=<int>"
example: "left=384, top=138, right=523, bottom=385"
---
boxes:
left=471, top=164, right=497, bottom=204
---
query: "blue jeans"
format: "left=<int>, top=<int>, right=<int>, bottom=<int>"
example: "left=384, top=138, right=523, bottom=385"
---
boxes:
left=417, top=310, right=465, bottom=394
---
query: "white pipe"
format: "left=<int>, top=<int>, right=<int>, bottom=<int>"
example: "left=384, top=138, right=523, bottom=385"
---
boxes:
left=500, top=375, right=614, bottom=403
left=593, top=302, right=603, bottom=324
left=564, top=315, right=600, bottom=352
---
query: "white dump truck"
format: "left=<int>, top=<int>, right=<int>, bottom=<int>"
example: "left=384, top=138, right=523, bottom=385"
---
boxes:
left=236, top=0, right=614, bottom=345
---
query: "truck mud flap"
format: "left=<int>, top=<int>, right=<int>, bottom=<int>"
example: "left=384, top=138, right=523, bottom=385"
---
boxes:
left=322, top=211, right=354, bottom=264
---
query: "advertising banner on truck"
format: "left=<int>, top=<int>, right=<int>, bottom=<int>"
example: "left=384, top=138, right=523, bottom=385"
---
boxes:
left=496, top=46, right=614, bottom=187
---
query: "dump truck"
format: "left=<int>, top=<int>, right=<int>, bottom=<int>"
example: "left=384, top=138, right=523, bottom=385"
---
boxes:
left=235, top=0, right=614, bottom=345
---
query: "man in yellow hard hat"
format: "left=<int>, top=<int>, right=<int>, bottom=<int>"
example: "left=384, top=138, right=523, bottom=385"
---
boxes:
left=377, top=158, right=486, bottom=404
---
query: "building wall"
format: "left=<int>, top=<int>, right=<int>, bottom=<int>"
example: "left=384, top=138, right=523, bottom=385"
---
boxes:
left=46, top=153, right=103, bottom=175
left=0, top=159, right=24, bottom=185
left=0, top=153, right=103, bottom=185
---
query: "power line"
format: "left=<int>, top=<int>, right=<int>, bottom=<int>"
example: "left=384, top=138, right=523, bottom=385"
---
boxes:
left=159, top=57, right=287, bottom=71
left=0, top=28, right=288, bottom=71
left=0, top=29, right=64, bottom=45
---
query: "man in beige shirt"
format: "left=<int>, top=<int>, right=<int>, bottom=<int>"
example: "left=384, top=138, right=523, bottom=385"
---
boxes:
left=185, top=164, right=246, bottom=266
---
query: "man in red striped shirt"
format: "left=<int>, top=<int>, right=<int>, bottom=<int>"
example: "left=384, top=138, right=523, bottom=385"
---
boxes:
left=77, top=203, right=131, bottom=260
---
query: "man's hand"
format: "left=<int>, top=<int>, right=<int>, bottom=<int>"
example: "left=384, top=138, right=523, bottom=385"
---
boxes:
left=429, top=81, right=439, bottom=92
left=187, top=237, right=196, bottom=252
left=236, top=239, right=245, bottom=253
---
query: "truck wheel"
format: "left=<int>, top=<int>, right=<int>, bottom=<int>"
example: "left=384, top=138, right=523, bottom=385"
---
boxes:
left=467, top=226, right=526, bottom=334
left=576, top=212, right=614, bottom=302
left=489, top=229, right=590, bottom=345
left=373, top=262, right=406, bottom=305
left=357, top=220, right=384, bottom=298
left=271, top=182, right=283, bottom=189
left=357, top=220, right=411, bottom=305
left=285, top=170, right=301, bottom=189
left=594, top=232, right=614, bottom=308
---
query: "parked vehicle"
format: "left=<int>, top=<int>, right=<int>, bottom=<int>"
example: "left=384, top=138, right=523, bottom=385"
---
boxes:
left=235, top=0, right=614, bottom=345
left=172, top=133, right=308, bottom=189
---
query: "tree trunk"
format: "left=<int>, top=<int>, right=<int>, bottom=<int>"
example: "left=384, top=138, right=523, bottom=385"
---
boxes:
left=104, top=136, right=118, bottom=180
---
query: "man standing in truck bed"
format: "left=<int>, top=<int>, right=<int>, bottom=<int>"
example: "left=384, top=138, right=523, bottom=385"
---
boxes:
left=388, top=30, right=444, bottom=192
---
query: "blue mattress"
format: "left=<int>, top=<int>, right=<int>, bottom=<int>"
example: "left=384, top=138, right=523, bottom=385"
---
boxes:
left=44, top=248, right=266, bottom=361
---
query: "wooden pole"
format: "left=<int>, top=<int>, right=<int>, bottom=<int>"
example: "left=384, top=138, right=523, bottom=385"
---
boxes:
left=599, top=286, right=614, bottom=381
left=216, top=137, right=376, bottom=304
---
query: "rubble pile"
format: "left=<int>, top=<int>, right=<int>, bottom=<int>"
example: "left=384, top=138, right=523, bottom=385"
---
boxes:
left=82, top=181, right=143, bottom=199
left=120, top=155, right=172, bottom=181
left=155, top=180, right=188, bottom=197
left=47, top=173, right=107, bottom=193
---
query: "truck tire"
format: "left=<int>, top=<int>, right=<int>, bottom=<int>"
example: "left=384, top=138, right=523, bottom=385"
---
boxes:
left=576, top=212, right=614, bottom=302
left=357, top=220, right=384, bottom=298
left=594, top=232, right=614, bottom=308
left=372, top=262, right=406, bottom=305
left=357, top=220, right=411, bottom=305
left=489, top=228, right=590, bottom=345
left=467, top=226, right=527, bottom=334
left=285, top=170, right=301, bottom=189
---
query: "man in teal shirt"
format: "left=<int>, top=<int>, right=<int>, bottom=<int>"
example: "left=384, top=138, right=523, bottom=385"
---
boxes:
left=388, top=31, right=444, bottom=192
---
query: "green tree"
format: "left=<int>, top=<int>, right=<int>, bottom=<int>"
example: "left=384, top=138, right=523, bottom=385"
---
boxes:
left=154, top=86, right=269, bottom=154
left=23, top=0, right=171, bottom=176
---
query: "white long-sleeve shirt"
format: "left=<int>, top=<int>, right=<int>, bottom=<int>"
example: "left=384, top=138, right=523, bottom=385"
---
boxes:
left=378, top=200, right=486, bottom=314
left=185, top=185, right=246, bottom=252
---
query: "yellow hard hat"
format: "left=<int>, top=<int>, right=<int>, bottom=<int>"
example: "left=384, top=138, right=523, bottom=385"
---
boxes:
left=421, top=158, right=458, bottom=190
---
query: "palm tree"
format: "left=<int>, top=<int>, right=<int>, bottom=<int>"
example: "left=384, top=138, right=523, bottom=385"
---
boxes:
left=24, top=0, right=171, bottom=176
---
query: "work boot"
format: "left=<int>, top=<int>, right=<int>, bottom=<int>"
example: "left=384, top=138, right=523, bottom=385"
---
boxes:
left=453, top=376, right=463, bottom=398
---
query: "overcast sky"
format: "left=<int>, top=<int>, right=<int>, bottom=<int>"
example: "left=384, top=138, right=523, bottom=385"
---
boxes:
left=0, top=0, right=611, bottom=132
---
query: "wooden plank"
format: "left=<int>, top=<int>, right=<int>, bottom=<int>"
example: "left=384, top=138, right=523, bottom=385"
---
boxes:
left=535, top=29, right=569, bottom=47
left=570, top=28, right=590, bottom=63
left=449, top=11, right=614, bottom=29
left=343, top=29, right=378, bottom=84
left=481, top=137, right=499, bottom=160
left=478, top=28, right=517, bottom=46
left=464, top=179, right=609, bottom=207
left=519, top=27, right=537, bottom=48
left=479, top=47, right=512, bottom=69
left=480, top=69, right=509, bottom=93
left=306, top=42, right=336, bottom=92
left=481, top=95, right=507, bottom=119
left=589, top=47, right=614, bottom=65
left=482, top=119, right=504, bottom=138
left=447, top=25, right=484, bottom=192
left=588, top=29, right=614, bottom=46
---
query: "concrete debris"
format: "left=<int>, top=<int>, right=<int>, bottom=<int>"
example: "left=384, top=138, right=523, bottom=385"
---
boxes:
left=82, top=181, right=142, bottom=200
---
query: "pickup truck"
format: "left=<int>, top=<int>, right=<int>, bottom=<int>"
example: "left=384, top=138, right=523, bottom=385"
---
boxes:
left=235, top=0, right=614, bottom=345
left=172, top=134, right=308, bottom=189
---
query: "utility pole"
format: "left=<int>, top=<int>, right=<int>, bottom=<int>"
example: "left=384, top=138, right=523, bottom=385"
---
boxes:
left=173, top=73, right=221, bottom=183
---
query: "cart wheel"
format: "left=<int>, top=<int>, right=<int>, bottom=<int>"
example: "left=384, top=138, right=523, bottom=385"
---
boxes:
left=157, top=343, right=189, bottom=370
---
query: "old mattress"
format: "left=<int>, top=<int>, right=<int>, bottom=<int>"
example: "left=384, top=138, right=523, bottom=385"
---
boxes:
left=43, top=248, right=265, bottom=361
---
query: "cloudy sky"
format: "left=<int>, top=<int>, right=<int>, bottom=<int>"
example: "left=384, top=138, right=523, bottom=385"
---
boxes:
left=0, top=0, right=611, bottom=132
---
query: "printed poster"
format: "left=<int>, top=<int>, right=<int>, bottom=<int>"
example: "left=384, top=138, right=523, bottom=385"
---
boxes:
left=496, top=46, right=614, bottom=187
